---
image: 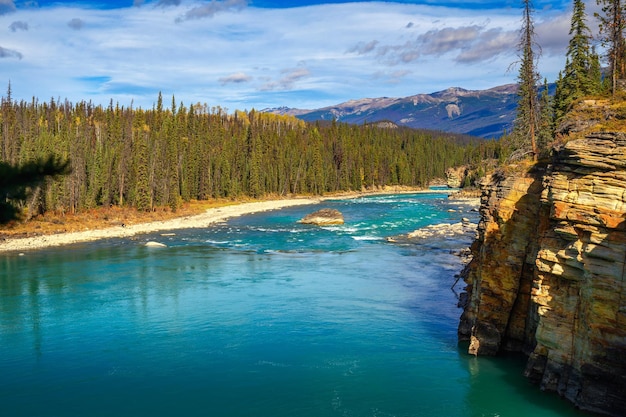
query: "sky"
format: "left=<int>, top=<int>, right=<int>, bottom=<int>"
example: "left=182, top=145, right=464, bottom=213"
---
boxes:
left=0, top=0, right=603, bottom=111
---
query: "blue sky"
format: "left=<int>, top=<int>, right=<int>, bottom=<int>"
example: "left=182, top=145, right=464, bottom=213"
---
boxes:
left=1, top=0, right=597, bottom=110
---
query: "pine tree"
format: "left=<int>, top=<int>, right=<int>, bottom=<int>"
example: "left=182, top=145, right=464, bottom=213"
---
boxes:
left=555, top=0, right=601, bottom=121
left=590, top=46, right=603, bottom=90
left=596, top=0, right=626, bottom=94
left=513, top=0, right=540, bottom=160
left=538, top=78, right=553, bottom=153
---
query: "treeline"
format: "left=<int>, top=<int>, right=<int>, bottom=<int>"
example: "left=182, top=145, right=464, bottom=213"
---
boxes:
left=0, top=91, right=499, bottom=215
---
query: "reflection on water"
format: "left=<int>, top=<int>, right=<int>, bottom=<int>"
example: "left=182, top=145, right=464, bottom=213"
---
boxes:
left=0, top=194, right=589, bottom=417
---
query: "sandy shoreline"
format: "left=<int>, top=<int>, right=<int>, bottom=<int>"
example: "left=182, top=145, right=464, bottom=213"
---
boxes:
left=0, top=188, right=466, bottom=254
left=0, top=198, right=322, bottom=254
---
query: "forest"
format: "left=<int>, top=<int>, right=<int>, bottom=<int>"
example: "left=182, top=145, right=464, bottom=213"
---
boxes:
left=0, top=89, right=500, bottom=217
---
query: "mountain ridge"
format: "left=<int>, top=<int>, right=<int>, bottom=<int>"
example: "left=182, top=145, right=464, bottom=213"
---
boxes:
left=264, top=84, right=519, bottom=138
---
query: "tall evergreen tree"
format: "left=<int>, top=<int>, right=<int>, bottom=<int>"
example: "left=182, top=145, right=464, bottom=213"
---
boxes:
left=132, top=113, right=152, bottom=212
left=513, top=0, right=540, bottom=160
left=538, top=78, right=554, bottom=152
left=590, top=46, right=603, bottom=89
left=555, top=0, right=601, bottom=121
left=596, top=0, right=626, bottom=94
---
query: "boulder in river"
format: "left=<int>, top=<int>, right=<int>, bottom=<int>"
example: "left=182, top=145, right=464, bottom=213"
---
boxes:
left=298, top=208, right=344, bottom=225
left=145, top=241, right=167, bottom=247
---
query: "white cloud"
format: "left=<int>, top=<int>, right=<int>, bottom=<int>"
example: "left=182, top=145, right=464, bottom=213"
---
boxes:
left=259, top=67, right=311, bottom=91
left=9, top=20, right=28, bottom=31
left=176, top=0, right=248, bottom=22
left=347, top=40, right=379, bottom=55
left=0, top=45, right=22, bottom=59
left=0, top=2, right=579, bottom=110
left=535, top=9, right=574, bottom=56
left=418, top=25, right=484, bottom=56
left=455, top=28, right=518, bottom=63
left=67, top=17, right=85, bottom=30
left=219, top=72, right=252, bottom=84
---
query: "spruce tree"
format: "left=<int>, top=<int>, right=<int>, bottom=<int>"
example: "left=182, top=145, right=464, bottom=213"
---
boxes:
left=538, top=78, right=554, bottom=152
left=555, top=0, right=601, bottom=121
left=513, top=0, right=540, bottom=160
left=596, top=0, right=626, bottom=94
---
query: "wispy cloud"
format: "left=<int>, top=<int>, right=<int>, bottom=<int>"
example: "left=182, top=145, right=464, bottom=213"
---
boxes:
left=373, top=69, right=411, bottom=84
left=67, top=17, right=85, bottom=30
left=347, top=40, right=379, bottom=55
left=353, top=5, right=573, bottom=68
left=0, top=45, right=22, bottom=59
left=455, top=28, right=517, bottom=63
left=219, top=72, right=253, bottom=85
left=259, top=67, right=311, bottom=91
left=176, top=0, right=247, bottom=22
left=534, top=12, right=571, bottom=55
left=9, top=20, right=27, bottom=31
left=358, top=24, right=518, bottom=65
left=417, top=26, right=484, bottom=56
left=155, top=0, right=182, bottom=7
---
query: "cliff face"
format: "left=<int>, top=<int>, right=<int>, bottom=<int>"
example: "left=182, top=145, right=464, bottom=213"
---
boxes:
left=458, top=131, right=626, bottom=417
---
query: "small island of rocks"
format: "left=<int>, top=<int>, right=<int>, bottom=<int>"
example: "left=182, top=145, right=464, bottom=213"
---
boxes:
left=298, top=208, right=344, bottom=225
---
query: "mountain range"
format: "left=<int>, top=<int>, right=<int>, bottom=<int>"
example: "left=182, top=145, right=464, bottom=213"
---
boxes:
left=264, top=84, right=519, bottom=139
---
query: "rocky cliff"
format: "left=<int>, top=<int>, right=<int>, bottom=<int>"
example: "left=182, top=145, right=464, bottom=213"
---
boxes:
left=458, top=131, right=626, bottom=416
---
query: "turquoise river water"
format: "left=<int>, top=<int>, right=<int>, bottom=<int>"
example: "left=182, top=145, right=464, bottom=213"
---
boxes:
left=1, top=193, right=591, bottom=417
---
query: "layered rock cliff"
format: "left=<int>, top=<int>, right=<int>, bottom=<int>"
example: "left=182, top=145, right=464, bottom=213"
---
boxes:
left=458, top=131, right=626, bottom=416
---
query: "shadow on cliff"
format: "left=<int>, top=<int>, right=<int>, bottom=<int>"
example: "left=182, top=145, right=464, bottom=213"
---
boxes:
left=458, top=163, right=547, bottom=355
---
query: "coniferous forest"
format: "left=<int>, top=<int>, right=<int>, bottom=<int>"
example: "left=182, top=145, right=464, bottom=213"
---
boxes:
left=0, top=89, right=499, bottom=217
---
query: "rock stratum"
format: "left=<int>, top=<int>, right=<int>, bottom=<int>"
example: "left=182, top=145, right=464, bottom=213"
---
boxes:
left=458, top=131, right=626, bottom=416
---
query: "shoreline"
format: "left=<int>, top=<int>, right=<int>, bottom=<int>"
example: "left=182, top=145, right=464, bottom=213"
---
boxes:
left=0, top=188, right=464, bottom=254
left=0, top=199, right=321, bottom=254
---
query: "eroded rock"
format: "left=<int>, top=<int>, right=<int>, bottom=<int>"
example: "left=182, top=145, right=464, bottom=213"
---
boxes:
left=458, top=132, right=626, bottom=416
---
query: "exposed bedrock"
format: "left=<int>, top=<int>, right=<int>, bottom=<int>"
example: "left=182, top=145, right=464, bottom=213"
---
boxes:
left=458, top=132, right=626, bottom=416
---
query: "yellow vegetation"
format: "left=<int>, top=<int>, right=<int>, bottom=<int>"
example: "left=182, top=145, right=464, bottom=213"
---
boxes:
left=558, top=93, right=626, bottom=142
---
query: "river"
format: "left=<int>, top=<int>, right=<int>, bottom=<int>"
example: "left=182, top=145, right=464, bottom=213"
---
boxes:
left=0, top=193, right=590, bottom=416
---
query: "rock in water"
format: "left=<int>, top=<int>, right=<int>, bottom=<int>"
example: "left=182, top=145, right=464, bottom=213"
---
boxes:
left=298, top=208, right=344, bottom=225
left=145, top=241, right=167, bottom=247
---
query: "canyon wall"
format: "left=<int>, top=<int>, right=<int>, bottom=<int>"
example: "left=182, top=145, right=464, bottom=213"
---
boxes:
left=458, top=131, right=626, bottom=416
